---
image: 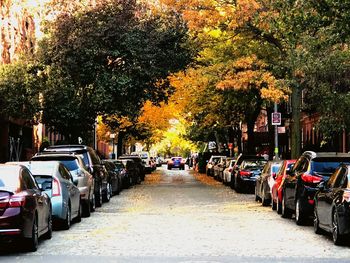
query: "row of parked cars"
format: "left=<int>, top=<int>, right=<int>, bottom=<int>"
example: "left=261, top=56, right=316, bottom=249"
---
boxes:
left=206, top=151, right=350, bottom=246
left=0, top=145, right=154, bottom=252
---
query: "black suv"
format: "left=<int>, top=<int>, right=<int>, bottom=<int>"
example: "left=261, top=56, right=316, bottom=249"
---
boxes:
left=281, top=151, right=350, bottom=225
left=42, top=145, right=109, bottom=207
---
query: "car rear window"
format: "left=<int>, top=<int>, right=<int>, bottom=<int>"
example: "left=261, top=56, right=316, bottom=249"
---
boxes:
left=0, top=167, right=20, bottom=192
left=311, top=158, right=350, bottom=175
left=60, top=160, right=80, bottom=171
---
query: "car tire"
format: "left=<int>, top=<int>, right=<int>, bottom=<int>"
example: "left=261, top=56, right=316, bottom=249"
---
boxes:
left=95, top=184, right=103, bottom=207
left=26, top=215, right=39, bottom=252
left=83, top=198, right=91, bottom=217
left=43, top=210, right=52, bottom=240
left=276, top=196, right=282, bottom=214
left=90, top=192, right=96, bottom=212
left=281, top=192, right=292, bottom=218
left=255, top=185, right=260, bottom=202
left=261, top=186, right=270, bottom=206
left=235, top=176, right=242, bottom=193
left=332, top=210, right=346, bottom=246
left=75, top=200, right=82, bottom=223
left=62, top=204, right=71, bottom=230
left=272, top=200, right=277, bottom=210
left=103, top=183, right=112, bottom=202
left=295, top=198, right=306, bottom=225
left=313, top=207, right=323, bottom=235
left=230, top=174, right=235, bottom=189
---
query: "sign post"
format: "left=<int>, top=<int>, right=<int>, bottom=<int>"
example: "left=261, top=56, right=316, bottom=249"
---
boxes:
left=272, top=104, right=281, bottom=160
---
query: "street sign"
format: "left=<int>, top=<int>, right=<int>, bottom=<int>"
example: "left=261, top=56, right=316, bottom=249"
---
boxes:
left=272, top=112, right=281, bottom=126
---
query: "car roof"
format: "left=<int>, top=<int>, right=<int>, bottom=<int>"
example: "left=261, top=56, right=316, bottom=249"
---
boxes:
left=303, top=151, right=350, bottom=159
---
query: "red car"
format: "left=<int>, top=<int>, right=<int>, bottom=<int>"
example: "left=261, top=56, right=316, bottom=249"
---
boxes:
left=271, top=159, right=296, bottom=214
left=0, top=164, right=52, bottom=251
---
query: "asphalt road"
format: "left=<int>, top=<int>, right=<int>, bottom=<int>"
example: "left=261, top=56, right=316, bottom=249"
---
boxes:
left=1, top=166, right=350, bottom=262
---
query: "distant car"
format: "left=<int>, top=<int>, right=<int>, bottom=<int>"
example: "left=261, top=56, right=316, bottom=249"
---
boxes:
left=25, top=161, right=82, bottom=230
left=116, top=159, right=139, bottom=187
left=271, top=159, right=296, bottom=214
left=282, top=151, right=350, bottom=225
left=119, top=155, right=145, bottom=181
left=314, top=164, right=350, bottom=245
left=42, top=145, right=108, bottom=207
left=234, top=159, right=267, bottom=193
left=213, top=156, right=229, bottom=181
left=167, top=157, right=185, bottom=170
left=131, top=151, right=153, bottom=174
left=31, top=153, right=95, bottom=217
left=206, top=156, right=225, bottom=176
left=0, top=164, right=52, bottom=251
left=255, top=160, right=282, bottom=206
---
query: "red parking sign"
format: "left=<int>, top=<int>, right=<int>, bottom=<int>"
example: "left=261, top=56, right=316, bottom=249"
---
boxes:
left=272, top=112, right=281, bottom=126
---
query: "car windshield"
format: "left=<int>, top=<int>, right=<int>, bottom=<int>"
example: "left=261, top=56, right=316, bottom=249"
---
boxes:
left=311, top=160, right=350, bottom=175
left=0, top=167, right=20, bottom=192
left=172, top=158, right=182, bottom=162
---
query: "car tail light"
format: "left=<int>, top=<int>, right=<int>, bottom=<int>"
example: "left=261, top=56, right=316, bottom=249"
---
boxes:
left=9, top=195, right=26, bottom=207
left=301, top=173, right=322, bottom=184
left=0, top=196, right=10, bottom=209
left=240, top=170, right=251, bottom=176
left=52, top=177, right=61, bottom=197
left=343, top=191, right=350, bottom=203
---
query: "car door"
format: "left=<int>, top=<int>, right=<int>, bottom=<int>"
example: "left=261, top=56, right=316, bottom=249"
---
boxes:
left=22, top=168, right=46, bottom=233
left=284, top=157, right=308, bottom=209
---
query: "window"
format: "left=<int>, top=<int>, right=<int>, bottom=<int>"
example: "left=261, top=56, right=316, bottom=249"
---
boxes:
left=327, top=167, right=346, bottom=189
left=21, top=169, right=37, bottom=190
left=59, top=165, right=72, bottom=181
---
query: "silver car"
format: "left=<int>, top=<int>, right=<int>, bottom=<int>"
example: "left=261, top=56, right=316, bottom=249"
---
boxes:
left=31, top=154, right=95, bottom=217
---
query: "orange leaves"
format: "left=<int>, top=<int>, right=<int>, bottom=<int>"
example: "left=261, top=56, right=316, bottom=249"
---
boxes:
left=216, top=55, right=288, bottom=103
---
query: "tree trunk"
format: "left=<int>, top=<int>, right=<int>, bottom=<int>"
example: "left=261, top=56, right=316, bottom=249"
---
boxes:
left=246, top=120, right=255, bottom=154
left=117, top=131, right=125, bottom=158
left=291, top=85, right=301, bottom=159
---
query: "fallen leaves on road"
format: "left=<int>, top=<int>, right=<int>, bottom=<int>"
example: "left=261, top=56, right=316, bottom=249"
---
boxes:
left=193, top=173, right=222, bottom=186
left=145, top=173, right=162, bottom=184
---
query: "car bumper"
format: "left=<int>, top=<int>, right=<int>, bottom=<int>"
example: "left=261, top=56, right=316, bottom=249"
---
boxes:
left=0, top=208, right=23, bottom=238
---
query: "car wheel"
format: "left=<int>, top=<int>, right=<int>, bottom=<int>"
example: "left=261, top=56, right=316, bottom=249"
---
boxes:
left=295, top=198, right=305, bottom=225
left=230, top=174, right=235, bottom=189
left=261, top=187, right=270, bottom=206
left=43, top=210, right=52, bottom=240
left=235, top=176, right=242, bottom=193
left=62, top=204, right=71, bottom=230
left=313, top=206, right=323, bottom=235
left=254, top=185, right=260, bottom=202
left=103, top=183, right=111, bottom=202
left=90, top=192, right=96, bottom=212
left=75, top=200, right=82, bottom=223
left=168, top=166, right=171, bottom=170
left=276, top=195, right=282, bottom=214
left=83, top=195, right=91, bottom=217
left=26, top=215, right=39, bottom=252
left=281, top=192, right=292, bottom=218
left=272, top=200, right=277, bottom=210
left=95, top=184, right=103, bottom=207
left=129, top=176, right=133, bottom=187
left=332, top=211, right=345, bottom=245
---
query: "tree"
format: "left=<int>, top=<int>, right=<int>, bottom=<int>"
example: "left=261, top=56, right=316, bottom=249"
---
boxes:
left=37, top=0, right=192, bottom=143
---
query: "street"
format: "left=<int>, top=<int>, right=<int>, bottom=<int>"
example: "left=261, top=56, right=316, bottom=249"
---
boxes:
left=2, top=166, right=350, bottom=262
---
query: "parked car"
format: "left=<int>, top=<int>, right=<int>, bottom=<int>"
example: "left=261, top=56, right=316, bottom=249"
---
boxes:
left=314, top=164, right=350, bottom=245
left=119, top=155, right=145, bottom=181
left=234, top=159, right=267, bottom=193
left=102, top=160, right=122, bottom=195
left=25, top=161, right=81, bottom=230
left=213, top=156, right=228, bottom=181
left=42, top=145, right=108, bottom=207
left=116, top=159, right=138, bottom=187
left=281, top=151, right=350, bottom=225
left=0, top=164, right=52, bottom=251
left=271, top=159, right=296, bottom=214
left=206, top=155, right=226, bottom=176
left=31, top=153, right=95, bottom=217
left=167, top=157, right=185, bottom=170
left=255, top=160, right=282, bottom=206
left=230, top=154, right=266, bottom=189
left=131, top=151, right=153, bottom=174
left=223, top=159, right=235, bottom=185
